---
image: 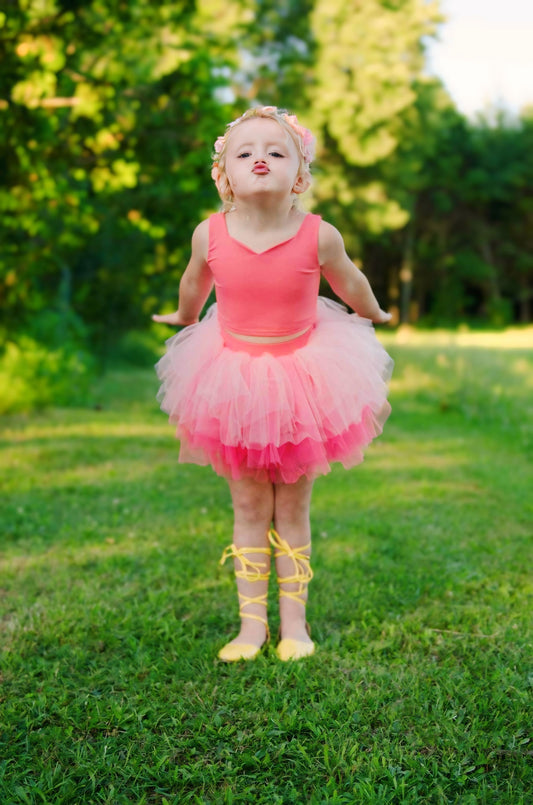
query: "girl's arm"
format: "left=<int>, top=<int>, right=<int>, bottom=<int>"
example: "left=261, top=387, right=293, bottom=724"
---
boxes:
left=152, top=220, right=213, bottom=326
left=318, top=221, right=391, bottom=324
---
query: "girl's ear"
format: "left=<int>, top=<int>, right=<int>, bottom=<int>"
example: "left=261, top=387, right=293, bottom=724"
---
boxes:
left=292, top=173, right=311, bottom=195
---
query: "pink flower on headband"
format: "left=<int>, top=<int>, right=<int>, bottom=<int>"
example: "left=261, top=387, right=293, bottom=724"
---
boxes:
left=213, top=136, right=225, bottom=154
left=282, top=114, right=315, bottom=163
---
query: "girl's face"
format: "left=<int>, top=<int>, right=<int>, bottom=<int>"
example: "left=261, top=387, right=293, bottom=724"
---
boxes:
left=223, top=118, right=308, bottom=202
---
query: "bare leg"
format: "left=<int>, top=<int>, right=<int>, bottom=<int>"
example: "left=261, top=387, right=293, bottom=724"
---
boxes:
left=273, top=475, right=314, bottom=646
left=223, top=477, right=274, bottom=650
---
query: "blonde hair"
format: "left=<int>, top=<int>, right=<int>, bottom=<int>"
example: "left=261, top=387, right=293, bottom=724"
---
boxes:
left=211, top=106, right=315, bottom=211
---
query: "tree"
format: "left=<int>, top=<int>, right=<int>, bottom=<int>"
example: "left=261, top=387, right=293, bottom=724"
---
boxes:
left=404, top=105, right=533, bottom=324
left=307, top=1, right=441, bottom=240
left=0, top=0, right=235, bottom=350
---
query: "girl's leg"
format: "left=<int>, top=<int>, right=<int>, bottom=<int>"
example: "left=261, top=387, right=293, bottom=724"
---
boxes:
left=220, top=477, right=274, bottom=656
left=272, top=476, right=314, bottom=648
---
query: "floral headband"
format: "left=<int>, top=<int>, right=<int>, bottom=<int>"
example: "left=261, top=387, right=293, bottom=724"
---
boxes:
left=212, top=106, right=316, bottom=165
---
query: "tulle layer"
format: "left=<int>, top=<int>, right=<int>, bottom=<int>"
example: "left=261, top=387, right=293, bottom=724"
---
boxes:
left=155, top=297, right=393, bottom=483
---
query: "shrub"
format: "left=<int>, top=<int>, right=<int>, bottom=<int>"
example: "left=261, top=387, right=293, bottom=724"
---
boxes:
left=0, top=335, right=94, bottom=413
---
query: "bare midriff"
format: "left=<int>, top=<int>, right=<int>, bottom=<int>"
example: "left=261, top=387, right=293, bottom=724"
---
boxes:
left=224, top=325, right=311, bottom=344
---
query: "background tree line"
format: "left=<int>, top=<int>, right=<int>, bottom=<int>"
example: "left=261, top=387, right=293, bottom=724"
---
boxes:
left=0, top=0, right=531, bottom=397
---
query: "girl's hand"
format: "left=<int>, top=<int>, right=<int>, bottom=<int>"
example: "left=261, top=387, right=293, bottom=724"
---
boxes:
left=373, top=309, right=393, bottom=325
left=152, top=312, right=198, bottom=327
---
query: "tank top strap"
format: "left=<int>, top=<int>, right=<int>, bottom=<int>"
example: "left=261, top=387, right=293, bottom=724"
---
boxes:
left=299, top=212, right=321, bottom=237
left=208, top=212, right=226, bottom=261
left=294, top=212, right=321, bottom=260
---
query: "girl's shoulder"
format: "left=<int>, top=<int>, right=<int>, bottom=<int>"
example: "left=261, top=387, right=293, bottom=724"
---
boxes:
left=193, top=218, right=210, bottom=238
left=191, top=218, right=210, bottom=259
left=317, top=220, right=345, bottom=266
left=318, top=219, right=343, bottom=247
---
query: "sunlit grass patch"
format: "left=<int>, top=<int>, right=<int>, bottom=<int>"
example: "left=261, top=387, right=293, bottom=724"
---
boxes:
left=383, top=324, right=533, bottom=349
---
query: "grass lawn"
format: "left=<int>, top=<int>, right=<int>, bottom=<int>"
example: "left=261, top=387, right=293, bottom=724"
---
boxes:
left=1, top=327, right=531, bottom=804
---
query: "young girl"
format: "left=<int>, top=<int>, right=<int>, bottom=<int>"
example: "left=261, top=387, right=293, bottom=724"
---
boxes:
left=153, top=106, right=393, bottom=662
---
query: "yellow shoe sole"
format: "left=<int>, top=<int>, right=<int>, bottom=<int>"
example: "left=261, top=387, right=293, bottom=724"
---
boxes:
left=276, top=638, right=315, bottom=662
left=218, top=642, right=264, bottom=662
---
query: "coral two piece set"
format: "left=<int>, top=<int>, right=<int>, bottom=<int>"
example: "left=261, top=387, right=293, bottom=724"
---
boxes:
left=155, top=107, right=393, bottom=661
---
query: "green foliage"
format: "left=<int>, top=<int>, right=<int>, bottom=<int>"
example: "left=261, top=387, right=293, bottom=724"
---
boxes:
left=396, top=107, right=533, bottom=325
left=0, top=0, right=235, bottom=348
left=233, top=0, right=316, bottom=102
left=311, top=0, right=440, bottom=166
left=1, top=0, right=532, bottom=350
left=0, top=305, right=94, bottom=412
left=305, top=0, right=441, bottom=253
left=0, top=334, right=94, bottom=413
left=105, top=328, right=163, bottom=368
left=1, top=331, right=531, bottom=802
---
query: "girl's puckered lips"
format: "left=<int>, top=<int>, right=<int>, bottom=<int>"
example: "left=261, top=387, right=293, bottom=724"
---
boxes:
left=252, top=163, right=270, bottom=174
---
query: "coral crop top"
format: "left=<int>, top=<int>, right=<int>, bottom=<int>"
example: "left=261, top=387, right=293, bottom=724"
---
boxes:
left=207, top=212, right=322, bottom=337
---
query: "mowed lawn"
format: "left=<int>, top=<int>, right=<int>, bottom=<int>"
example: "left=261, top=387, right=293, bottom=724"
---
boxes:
left=1, top=328, right=531, bottom=804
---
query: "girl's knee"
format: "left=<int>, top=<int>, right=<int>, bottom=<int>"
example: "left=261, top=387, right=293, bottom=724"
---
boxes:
left=229, top=479, right=274, bottom=524
left=273, top=479, right=313, bottom=528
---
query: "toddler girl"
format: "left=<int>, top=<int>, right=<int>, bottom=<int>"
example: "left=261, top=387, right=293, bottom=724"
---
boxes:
left=153, top=106, right=393, bottom=662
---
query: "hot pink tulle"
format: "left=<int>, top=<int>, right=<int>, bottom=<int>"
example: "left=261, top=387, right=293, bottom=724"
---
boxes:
left=155, top=297, right=393, bottom=483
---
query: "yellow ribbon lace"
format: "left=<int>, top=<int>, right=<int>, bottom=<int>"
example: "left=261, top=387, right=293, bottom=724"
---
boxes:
left=268, top=529, right=313, bottom=605
left=219, top=543, right=271, bottom=627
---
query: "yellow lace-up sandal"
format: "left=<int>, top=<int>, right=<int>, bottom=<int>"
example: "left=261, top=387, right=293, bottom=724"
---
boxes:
left=218, top=543, right=271, bottom=662
left=268, top=529, right=315, bottom=661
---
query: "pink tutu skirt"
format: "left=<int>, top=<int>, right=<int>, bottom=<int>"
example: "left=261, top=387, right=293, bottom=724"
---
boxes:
left=155, top=297, right=393, bottom=484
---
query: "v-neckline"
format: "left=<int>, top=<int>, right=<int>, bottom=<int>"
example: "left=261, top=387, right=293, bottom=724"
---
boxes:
left=223, top=213, right=309, bottom=255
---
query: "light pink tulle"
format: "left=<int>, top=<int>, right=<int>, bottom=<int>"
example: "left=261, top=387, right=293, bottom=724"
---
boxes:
left=156, top=297, right=393, bottom=483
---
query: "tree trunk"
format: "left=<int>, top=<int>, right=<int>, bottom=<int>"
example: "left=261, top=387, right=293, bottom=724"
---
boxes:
left=399, top=219, right=415, bottom=324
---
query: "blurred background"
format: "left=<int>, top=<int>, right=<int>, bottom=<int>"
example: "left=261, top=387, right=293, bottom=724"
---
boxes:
left=1, top=0, right=532, bottom=412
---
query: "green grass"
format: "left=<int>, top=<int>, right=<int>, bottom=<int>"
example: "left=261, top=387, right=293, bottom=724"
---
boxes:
left=1, top=328, right=531, bottom=804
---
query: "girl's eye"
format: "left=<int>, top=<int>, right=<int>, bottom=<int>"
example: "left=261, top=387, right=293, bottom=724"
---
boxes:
left=236, top=150, right=284, bottom=159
